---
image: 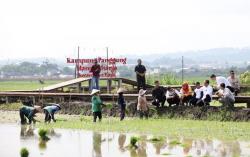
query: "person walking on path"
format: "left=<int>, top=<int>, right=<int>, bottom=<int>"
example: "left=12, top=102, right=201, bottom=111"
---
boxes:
left=90, top=59, right=101, bottom=90
left=135, top=59, right=146, bottom=91
left=91, top=89, right=103, bottom=122
left=117, top=88, right=126, bottom=121
left=137, top=89, right=149, bottom=119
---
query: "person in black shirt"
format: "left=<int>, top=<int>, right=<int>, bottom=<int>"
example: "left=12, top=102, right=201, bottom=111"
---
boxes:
left=152, top=80, right=166, bottom=107
left=134, top=59, right=146, bottom=91
left=117, top=88, right=126, bottom=121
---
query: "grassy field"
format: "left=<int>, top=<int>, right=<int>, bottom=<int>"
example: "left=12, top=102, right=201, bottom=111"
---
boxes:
left=0, top=80, right=63, bottom=91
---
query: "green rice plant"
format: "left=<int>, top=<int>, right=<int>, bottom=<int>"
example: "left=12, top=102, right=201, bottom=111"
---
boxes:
left=130, top=136, right=139, bottom=148
left=169, top=140, right=181, bottom=146
left=20, top=147, right=29, bottom=157
left=149, top=136, right=165, bottom=142
left=38, top=128, right=50, bottom=141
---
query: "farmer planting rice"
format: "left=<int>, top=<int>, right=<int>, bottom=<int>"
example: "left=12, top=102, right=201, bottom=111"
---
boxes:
left=19, top=105, right=42, bottom=125
left=91, top=89, right=104, bottom=122
left=43, top=104, right=61, bottom=123
left=117, top=88, right=126, bottom=121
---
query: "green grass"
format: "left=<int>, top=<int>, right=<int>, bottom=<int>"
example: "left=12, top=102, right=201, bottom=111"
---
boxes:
left=0, top=80, right=62, bottom=91
left=37, top=115, right=250, bottom=140
left=0, top=103, right=22, bottom=110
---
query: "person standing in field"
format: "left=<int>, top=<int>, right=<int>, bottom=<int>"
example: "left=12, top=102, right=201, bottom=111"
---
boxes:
left=137, top=89, right=149, bottom=119
left=90, top=59, right=101, bottom=90
left=91, top=89, right=103, bottom=122
left=216, top=83, right=235, bottom=108
left=135, top=59, right=146, bottom=91
left=43, top=103, right=61, bottom=123
left=210, top=74, right=234, bottom=93
left=227, top=70, right=240, bottom=96
left=117, top=88, right=126, bottom=121
left=19, top=105, right=42, bottom=125
left=151, top=80, right=166, bottom=108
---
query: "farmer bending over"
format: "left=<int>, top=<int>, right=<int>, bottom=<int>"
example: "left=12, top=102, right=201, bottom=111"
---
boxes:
left=19, top=105, right=42, bottom=125
left=43, top=103, right=61, bottom=123
left=91, top=89, right=103, bottom=122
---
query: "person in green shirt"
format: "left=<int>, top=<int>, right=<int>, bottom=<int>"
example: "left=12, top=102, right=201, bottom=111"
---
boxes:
left=19, top=105, right=42, bottom=125
left=91, top=89, right=103, bottom=122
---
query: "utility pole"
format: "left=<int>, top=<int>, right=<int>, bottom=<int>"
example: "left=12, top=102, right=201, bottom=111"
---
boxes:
left=106, top=47, right=109, bottom=76
left=77, top=46, right=80, bottom=78
left=181, top=56, right=184, bottom=83
left=75, top=46, right=80, bottom=78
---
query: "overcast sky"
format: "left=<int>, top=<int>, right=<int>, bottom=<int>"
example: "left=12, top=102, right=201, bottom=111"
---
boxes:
left=0, top=0, right=250, bottom=59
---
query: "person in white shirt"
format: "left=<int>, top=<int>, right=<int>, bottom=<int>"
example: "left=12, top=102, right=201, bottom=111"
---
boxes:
left=217, top=83, right=235, bottom=108
left=227, top=70, right=240, bottom=96
left=190, top=82, right=203, bottom=106
left=166, top=86, right=181, bottom=107
left=200, top=80, right=213, bottom=106
left=210, top=74, right=234, bottom=93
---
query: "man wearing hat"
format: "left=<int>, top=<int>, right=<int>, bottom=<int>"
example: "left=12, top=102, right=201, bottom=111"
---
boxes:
left=117, top=88, right=126, bottom=121
left=137, top=89, right=148, bottom=119
left=19, top=105, right=42, bottom=125
left=43, top=103, right=61, bottom=123
left=91, top=89, right=103, bottom=122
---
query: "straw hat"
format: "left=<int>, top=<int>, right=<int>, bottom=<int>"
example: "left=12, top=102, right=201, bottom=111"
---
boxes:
left=117, top=88, right=126, bottom=94
left=34, top=105, right=43, bottom=113
left=91, top=89, right=100, bottom=95
left=138, top=89, right=147, bottom=96
left=53, top=104, right=61, bottom=109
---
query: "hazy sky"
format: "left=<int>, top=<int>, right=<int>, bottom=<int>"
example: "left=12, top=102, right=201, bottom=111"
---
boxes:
left=0, top=0, right=250, bottom=59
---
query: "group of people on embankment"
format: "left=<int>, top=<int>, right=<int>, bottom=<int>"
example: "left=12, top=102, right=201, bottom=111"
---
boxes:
left=19, top=58, right=241, bottom=124
left=152, top=71, right=240, bottom=109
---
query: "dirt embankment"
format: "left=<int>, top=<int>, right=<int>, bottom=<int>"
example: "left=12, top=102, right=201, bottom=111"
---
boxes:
left=59, top=101, right=250, bottom=121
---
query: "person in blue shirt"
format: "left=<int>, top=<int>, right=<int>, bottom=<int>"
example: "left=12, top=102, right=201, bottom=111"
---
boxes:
left=117, top=88, right=126, bottom=121
left=43, top=104, right=61, bottom=123
left=19, top=105, right=42, bottom=125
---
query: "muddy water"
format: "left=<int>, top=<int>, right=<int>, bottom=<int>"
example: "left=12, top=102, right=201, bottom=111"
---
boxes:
left=0, top=124, right=250, bottom=157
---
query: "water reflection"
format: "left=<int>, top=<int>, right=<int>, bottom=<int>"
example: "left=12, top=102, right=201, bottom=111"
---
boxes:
left=92, top=132, right=103, bottom=157
left=118, top=134, right=126, bottom=152
left=0, top=124, right=249, bottom=157
left=20, top=125, right=34, bottom=138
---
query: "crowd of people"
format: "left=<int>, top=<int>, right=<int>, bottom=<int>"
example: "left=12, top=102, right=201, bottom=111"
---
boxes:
left=19, top=59, right=241, bottom=124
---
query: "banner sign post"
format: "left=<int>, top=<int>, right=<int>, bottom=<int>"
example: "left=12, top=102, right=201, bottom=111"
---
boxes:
left=66, top=57, right=127, bottom=78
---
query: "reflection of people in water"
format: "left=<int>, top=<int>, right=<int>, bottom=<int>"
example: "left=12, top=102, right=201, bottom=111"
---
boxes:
left=217, top=141, right=241, bottom=157
left=129, top=136, right=147, bottom=157
left=20, top=125, right=34, bottom=138
left=118, top=134, right=126, bottom=152
left=152, top=139, right=167, bottom=155
left=92, top=132, right=102, bottom=157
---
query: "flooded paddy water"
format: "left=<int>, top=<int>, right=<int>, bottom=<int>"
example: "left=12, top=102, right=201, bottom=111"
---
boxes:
left=0, top=124, right=250, bottom=157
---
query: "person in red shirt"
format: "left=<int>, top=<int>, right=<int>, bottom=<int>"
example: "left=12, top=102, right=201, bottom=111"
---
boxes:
left=90, top=59, right=101, bottom=90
